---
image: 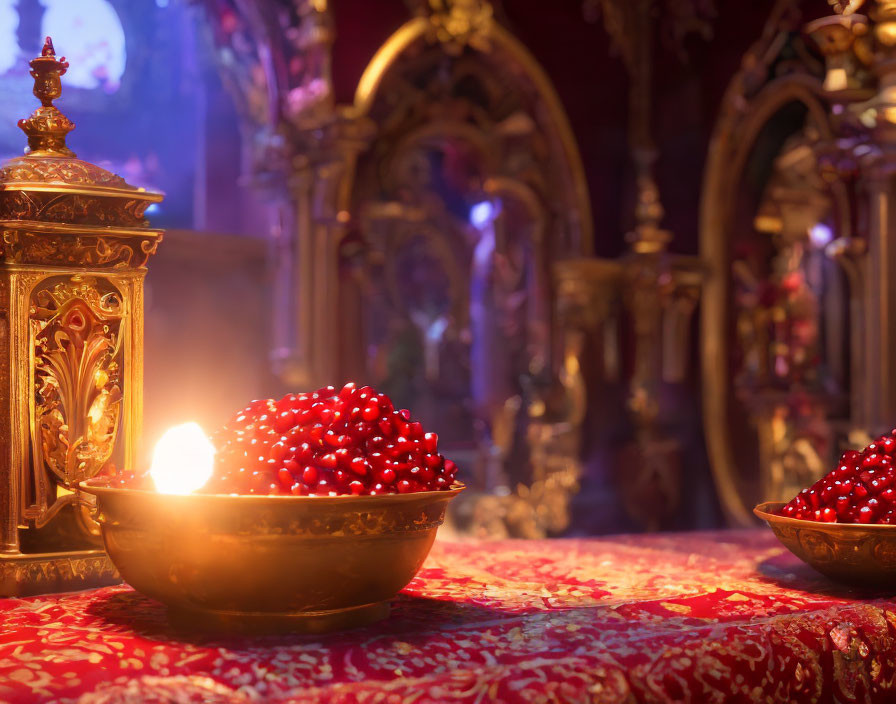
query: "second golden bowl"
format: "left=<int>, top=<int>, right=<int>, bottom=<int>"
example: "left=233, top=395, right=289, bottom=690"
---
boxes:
left=79, top=480, right=464, bottom=633
left=755, top=501, right=896, bottom=586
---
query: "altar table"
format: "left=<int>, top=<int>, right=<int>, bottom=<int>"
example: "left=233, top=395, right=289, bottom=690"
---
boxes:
left=1, top=530, right=895, bottom=703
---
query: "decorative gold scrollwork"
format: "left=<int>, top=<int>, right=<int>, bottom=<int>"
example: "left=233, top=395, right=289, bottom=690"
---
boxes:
left=0, top=192, right=150, bottom=227
left=0, top=158, right=128, bottom=189
left=2, top=230, right=160, bottom=268
left=30, top=276, right=125, bottom=489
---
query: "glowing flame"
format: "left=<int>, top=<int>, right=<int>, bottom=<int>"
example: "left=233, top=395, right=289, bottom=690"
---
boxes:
left=150, top=422, right=215, bottom=495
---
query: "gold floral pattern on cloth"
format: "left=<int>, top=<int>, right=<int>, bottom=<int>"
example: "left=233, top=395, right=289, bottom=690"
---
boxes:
left=1, top=531, right=896, bottom=702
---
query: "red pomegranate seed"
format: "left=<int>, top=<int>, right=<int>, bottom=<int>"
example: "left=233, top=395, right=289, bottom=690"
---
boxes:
left=349, top=457, right=368, bottom=476
left=864, top=454, right=883, bottom=468
left=857, top=505, right=875, bottom=523
left=269, top=442, right=288, bottom=463
left=274, top=411, right=295, bottom=434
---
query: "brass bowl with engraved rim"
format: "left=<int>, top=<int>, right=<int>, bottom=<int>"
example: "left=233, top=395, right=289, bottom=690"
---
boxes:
left=79, top=479, right=464, bottom=633
left=755, top=501, right=896, bottom=586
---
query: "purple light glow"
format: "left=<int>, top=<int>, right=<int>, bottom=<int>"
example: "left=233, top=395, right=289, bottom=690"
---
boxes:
left=0, top=1, right=18, bottom=76
left=809, top=223, right=833, bottom=248
left=469, top=201, right=495, bottom=229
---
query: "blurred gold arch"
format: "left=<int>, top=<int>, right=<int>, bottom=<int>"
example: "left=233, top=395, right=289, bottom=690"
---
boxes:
left=351, top=15, right=593, bottom=255
left=701, top=75, right=838, bottom=527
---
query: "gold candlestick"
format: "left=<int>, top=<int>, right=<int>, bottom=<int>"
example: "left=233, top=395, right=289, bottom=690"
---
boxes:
left=0, top=38, right=163, bottom=595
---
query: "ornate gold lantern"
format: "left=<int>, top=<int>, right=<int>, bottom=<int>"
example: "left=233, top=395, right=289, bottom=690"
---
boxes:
left=0, top=39, right=162, bottom=595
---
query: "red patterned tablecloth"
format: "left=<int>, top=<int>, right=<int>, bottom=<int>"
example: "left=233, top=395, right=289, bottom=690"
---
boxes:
left=2, top=529, right=896, bottom=703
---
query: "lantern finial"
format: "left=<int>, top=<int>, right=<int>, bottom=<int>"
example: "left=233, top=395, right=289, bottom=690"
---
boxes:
left=17, top=36, right=75, bottom=157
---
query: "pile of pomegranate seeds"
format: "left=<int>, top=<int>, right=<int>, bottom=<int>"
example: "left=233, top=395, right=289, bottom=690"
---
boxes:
left=203, top=383, right=458, bottom=496
left=781, top=431, right=896, bottom=523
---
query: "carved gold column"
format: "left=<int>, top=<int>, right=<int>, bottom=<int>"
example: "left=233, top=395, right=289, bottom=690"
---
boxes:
left=618, top=219, right=703, bottom=529
left=0, top=40, right=163, bottom=594
left=862, top=0, right=896, bottom=433
left=593, top=0, right=705, bottom=529
left=463, top=258, right=620, bottom=539
left=554, top=259, right=622, bottom=416
left=276, top=111, right=373, bottom=388
left=808, top=5, right=872, bottom=441
left=827, top=236, right=869, bottom=436
left=528, top=258, right=622, bottom=534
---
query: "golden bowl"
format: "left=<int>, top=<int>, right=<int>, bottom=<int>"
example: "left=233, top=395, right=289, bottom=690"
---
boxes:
left=78, top=480, right=464, bottom=633
left=754, top=501, right=896, bottom=586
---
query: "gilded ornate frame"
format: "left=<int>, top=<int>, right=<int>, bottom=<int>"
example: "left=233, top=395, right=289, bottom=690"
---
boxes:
left=700, top=24, right=846, bottom=525
left=351, top=15, right=593, bottom=257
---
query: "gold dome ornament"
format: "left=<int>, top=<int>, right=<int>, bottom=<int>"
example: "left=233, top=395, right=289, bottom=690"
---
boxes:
left=0, top=37, right=163, bottom=596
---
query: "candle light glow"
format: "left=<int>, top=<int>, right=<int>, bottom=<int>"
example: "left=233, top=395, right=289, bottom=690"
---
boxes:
left=149, top=422, right=215, bottom=495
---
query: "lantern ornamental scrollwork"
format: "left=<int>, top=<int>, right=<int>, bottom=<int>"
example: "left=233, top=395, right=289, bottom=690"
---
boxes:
left=31, top=276, right=124, bottom=488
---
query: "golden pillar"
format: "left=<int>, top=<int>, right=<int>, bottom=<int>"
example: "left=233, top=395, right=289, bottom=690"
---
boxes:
left=0, top=39, right=163, bottom=595
left=861, top=1, right=896, bottom=434
left=274, top=111, right=373, bottom=388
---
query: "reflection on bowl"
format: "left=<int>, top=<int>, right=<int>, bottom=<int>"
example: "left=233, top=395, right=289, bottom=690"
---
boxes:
left=755, top=501, right=896, bottom=587
left=79, top=479, right=464, bottom=633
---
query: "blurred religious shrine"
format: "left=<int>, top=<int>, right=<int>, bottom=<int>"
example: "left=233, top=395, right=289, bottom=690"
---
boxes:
left=4, top=0, right=893, bottom=537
